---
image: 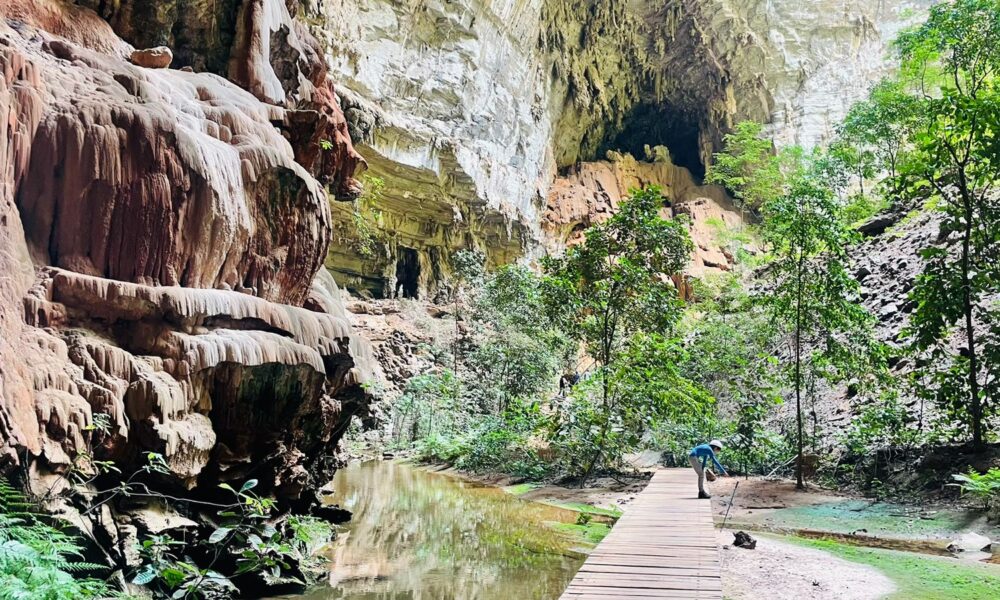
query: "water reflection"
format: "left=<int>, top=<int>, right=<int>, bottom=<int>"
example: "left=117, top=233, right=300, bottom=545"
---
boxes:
left=294, top=461, right=585, bottom=600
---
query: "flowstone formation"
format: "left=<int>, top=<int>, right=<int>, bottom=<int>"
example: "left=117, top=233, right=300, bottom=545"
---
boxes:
left=544, top=149, right=743, bottom=278
left=308, top=0, right=931, bottom=299
left=0, top=0, right=376, bottom=562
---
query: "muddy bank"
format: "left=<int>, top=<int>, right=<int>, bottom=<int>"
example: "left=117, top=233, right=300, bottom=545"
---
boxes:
left=421, top=463, right=650, bottom=515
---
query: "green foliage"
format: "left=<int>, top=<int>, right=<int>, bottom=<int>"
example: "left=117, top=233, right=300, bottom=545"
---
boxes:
left=890, top=0, right=1000, bottom=448
left=707, top=121, right=784, bottom=213
left=452, top=249, right=487, bottom=286
left=415, top=432, right=468, bottom=464
left=454, top=407, right=552, bottom=479
left=950, top=468, right=1000, bottom=514
left=713, top=121, right=873, bottom=487
left=541, top=187, right=706, bottom=483
left=839, top=79, right=922, bottom=182
left=680, top=275, right=785, bottom=476
left=465, top=264, right=573, bottom=414
left=132, top=477, right=333, bottom=598
left=351, top=174, right=386, bottom=258
left=766, top=174, right=871, bottom=487
left=398, top=263, right=569, bottom=478
left=551, top=334, right=714, bottom=479
left=0, top=479, right=110, bottom=600
left=392, top=370, right=461, bottom=444
left=465, top=333, right=561, bottom=414
left=843, top=392, right=926, bottom=456
left=133, top=535, right=237, bottom=600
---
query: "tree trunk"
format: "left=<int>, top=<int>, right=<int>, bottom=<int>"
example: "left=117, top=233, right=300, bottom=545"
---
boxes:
left=794, top=257, right=805, bottom=490
left=959, top=193, right=984, bottom=449
left=580, top=369, right=612, bottom=488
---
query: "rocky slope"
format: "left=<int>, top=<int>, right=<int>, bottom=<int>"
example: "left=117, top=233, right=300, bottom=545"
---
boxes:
left=308, top=0, right=932, bottom=298
left=0, top=0, right=376, bottom=551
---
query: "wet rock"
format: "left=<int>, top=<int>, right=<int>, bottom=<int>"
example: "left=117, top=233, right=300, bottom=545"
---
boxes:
left=129, top=46, right=172, bottom=68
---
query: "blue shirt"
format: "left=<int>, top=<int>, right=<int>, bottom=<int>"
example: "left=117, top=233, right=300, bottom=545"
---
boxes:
left=690, top=444, right=726, bottom=474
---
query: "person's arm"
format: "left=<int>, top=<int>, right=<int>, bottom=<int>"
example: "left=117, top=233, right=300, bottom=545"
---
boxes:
left=709, top=450, right=727, bottom=475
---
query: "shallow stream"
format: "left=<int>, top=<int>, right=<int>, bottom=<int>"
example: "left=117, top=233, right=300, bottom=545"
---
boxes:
left=290, top=461, right=586, bottom=600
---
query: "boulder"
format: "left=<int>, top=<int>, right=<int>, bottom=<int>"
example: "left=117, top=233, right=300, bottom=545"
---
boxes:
left=129, top=46, right=172, bottom=69
left=947, top=531, right=992, bottom=555
left=858, top=214, right=899, bottom=237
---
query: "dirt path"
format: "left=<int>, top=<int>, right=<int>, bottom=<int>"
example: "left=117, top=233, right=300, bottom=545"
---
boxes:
left=709, top=476, right=850, bottom=521
left=719, top=532, right=896, bottom=600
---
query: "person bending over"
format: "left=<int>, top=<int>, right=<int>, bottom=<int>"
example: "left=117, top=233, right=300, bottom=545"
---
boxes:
left=689, top=439, right=727, bottom=499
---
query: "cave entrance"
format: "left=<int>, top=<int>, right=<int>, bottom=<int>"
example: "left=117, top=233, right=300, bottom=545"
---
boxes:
left=599, top=103, right=705, bottom=180
left=394, top=247, right=420, bottom=299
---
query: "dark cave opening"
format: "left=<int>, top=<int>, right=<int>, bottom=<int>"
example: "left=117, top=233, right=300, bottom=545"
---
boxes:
left=599, top=103, right=705, bottom=181
left=395, top=247, right=420, bottom=299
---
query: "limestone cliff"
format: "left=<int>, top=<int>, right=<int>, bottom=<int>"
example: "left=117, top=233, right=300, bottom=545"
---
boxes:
left=0, top=0, right=374, bottom=533
left=309, top=0, right=931, bottom=298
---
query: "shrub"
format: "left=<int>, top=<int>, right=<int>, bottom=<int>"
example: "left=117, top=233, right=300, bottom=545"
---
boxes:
left=0, top=479, right=110, bottom=600
left=951, top=468, right=1000, bottom=518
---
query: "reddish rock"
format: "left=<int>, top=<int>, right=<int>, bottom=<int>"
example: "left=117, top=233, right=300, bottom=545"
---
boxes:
left=0, top=0, right=376, bottom=508
left=129, top=46, right=172, bottom=68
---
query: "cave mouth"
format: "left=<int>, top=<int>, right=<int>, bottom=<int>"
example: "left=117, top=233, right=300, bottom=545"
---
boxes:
left=598, top=103, right=705, bottom=181
left=395, top=247, right=420, bottom=299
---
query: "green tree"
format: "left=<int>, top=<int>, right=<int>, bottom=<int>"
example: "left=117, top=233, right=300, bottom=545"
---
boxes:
left=760, top=172, right=870, bottom=488
left=464, top=264, right=571, bottom=414
left=892, top=0, right=1000, bottom=449
left=839, top=79, right=922, bottom=184
left=391, top=371, right=460, bottom=444
left=707, top=121, right=785, bottom=215
left=554, top=334, right=714, bottom=480
left=541, top=186, right=698, bottom=484
left=351, top=174, right=386, bottom=258
left=450, top=249, right=486, bottom=377
left=681, top=277, right=786, bottom=476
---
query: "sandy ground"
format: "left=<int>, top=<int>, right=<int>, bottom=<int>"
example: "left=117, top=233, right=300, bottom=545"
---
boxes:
left=719, top=531, right=896, bottom=600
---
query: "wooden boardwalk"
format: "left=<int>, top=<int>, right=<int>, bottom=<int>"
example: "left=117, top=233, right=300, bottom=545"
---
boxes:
left=560, top=469, right=721, bottom=599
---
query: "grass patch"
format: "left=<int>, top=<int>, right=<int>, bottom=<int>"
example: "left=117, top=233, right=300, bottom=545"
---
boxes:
left=542, top=501, right=622, bottom=518
left=503, top=482, right=541, bottom=496
left=550, top=522, right=612, bottom=547
left=791, top=537, right=1000, bottom=599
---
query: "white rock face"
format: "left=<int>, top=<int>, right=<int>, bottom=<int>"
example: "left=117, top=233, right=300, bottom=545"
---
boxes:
left=307, top=0, right=932, bottom=291
left=310, top=0, right=551, bottom=224
left=714, top=0, right=935, bottom=147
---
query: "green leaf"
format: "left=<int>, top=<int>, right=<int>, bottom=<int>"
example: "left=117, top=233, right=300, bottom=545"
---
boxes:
left=131, top=566, right=156, bottom=585
left=240, top=479, right=258, bottom=493
left=208, top=527, right=232, bottom=544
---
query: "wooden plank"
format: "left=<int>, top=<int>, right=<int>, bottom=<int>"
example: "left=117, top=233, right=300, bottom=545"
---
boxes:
left=559, top=469, right=721, bottom=600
